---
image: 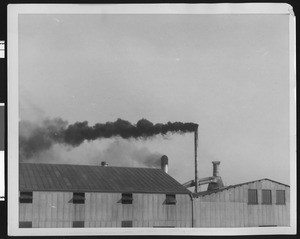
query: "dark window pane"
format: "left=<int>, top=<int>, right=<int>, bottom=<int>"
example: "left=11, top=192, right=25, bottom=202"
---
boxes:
left=122, top=193, right=133, bottom=204
left=19, top=192, right=32, bottom=204
left=276, top=190, right=285, bottom=204
left=122, top=220, right=133, bottom=227
left=73, top=192, right=85, bottom=204
left=248, top=189, right=258, bottom=204
left=72, top=221, right=84, bottom=228
left=262, top=190, right=272, bottom=204
left=166, top=194, right=176, bottom=205
left=19, top=221, right=32, bottom=228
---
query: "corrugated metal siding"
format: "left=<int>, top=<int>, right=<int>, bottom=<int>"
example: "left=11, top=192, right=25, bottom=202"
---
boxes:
left=194, top=179, right=290, bottom=227
left=19, top=163, right=190, bottom=194
left=20, top=191, right=192, bottom=228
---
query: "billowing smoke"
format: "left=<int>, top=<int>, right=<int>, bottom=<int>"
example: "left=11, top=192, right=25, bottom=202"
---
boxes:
left=63, top=118, right=198, bottom=146
left=19, top=118, right=68, bottom=160
left=19, top=118, right=198, bottom=164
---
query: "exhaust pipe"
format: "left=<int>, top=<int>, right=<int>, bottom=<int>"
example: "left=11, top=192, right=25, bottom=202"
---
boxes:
left=161, top=155, right=168, bottom=174
left=212, top=161, right=220, bottom=177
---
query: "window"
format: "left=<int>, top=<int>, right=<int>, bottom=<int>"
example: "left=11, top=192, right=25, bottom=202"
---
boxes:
left=19, top=192, right=33, bottom=203
left=276, top=190, right=285, bottom=204
left=262, top=190, right=272, bottom=204
left=248, top=189, right=258, bottom=204
left=165, top=194, right=176, bottom=205
left=122, top=220, right=133, bottom=227
left=73, top=192, right=85, bottom=204
left=122, top=193, right=133, bottom=204
left=19, top=221, right=32, bottom=228
left=72, top=221, right=84, bottom=228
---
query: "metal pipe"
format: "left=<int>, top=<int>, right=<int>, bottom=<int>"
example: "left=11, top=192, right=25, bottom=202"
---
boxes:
left=189, top=193, right=194, bottom=228
left=161, top=155, right=168, bottom=174
left=194, top=127, right=199, bottom=193
left=212, top=161, right=220, bottom=177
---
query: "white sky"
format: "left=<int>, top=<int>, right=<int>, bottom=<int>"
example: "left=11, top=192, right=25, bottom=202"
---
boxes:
left=18, top=14, right=290, bottom=186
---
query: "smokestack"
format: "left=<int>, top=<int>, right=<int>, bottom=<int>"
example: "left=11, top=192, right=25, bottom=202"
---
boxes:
left=212, top=161, right=220, bottom=177
left=194, top=127, right=199, bottom=193
left=101, top=161, right=108, bottom=167
left=161, top=155, right=168, bottom=174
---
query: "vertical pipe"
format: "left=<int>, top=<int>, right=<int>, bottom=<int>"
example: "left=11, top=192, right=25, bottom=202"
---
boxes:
left=212, top=161, right=220, bottom=177
left=194, top=127, right=199, bottom=193
left=161, top=155, right=168, bottom=174
left=189, top=193, right=194, bottom=228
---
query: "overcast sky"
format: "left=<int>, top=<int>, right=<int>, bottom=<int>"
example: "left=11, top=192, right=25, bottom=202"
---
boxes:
left=18, top=13, right=290, bottom=187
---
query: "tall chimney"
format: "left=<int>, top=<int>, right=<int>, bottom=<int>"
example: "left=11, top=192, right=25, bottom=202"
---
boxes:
left=212, top=161, right=220, bottom=177
left=161, top=155, right=168, bottom=174
left=194, top=127, right=199, bottom=193
left=101, top=161, right=108, bottom=167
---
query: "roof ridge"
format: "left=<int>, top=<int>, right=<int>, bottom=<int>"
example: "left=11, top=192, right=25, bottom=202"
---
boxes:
left=19, top=162, right=162, bottom=170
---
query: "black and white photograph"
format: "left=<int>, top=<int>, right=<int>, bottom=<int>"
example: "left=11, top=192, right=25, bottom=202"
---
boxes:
left=7, top=3, right=296, bottom=236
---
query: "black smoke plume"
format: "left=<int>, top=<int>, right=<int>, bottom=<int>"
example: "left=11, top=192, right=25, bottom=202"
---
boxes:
left=19, top=118, right=198, bottom=160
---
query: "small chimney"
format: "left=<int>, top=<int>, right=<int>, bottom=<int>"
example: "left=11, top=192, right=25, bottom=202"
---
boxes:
left=101, top=161, right=108, bottom=167
left=161, top=155, right=168, bottom=174
left=207, top=161, right=224, bottom=191
left=212, top=161, right=220, bottom=177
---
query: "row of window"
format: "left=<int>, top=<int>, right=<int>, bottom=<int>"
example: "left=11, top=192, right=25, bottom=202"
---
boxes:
left=20, top=190, right=286, bottom=205
left=248, top=189, right=285, bottom=205
left=19, top=192, right=177, bottom=205
left=19, top=220, right=133, bottom=228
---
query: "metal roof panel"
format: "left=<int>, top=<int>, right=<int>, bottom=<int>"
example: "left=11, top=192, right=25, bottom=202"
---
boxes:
left=19, top=163, right=191, bottom=194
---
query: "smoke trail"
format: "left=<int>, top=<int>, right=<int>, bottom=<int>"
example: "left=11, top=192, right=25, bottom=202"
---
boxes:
left=64, top=118, right=198, bottom=146
left=22, top=138, right=163, bottom=169
left=19, top=117, right=198, bottom=160
left=19, top=118, right=68, bottom=160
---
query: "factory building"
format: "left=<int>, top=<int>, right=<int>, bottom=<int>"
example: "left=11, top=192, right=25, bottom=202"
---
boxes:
left=190, top=161, right=290, bottom=227
left=19, top=160, right=192, bottom=228
left=193, top=178, right=290, bottom=227
left=19, top=158, right=290, bottom=228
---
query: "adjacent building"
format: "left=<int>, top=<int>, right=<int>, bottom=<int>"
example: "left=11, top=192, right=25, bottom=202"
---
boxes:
left=193, top=178, right=290, bottom=227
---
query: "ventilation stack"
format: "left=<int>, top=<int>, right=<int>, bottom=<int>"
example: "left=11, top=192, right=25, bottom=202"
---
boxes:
left=207, top=161, right=224, bottom=191
left=161, top=155, right=168, bottom=174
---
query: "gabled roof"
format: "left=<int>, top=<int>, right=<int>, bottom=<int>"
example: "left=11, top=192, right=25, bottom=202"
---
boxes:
left=19, top=163, right=191, bottom=194
left=194, top=178, right=290, bottom=197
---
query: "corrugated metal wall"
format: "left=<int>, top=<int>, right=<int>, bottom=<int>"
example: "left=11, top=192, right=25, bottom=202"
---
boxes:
left=19, top=192, right=193, bottom=228
left=19, top=180, right=290, bottom=228
left=193, top=180, right=290, bottom=227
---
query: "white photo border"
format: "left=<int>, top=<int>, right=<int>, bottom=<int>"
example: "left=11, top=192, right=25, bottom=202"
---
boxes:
left=8, top=3, right=296, bottom=236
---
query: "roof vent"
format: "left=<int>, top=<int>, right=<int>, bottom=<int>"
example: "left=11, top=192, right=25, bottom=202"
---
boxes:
left=207, top=161, right=224, bottom=191
left=161, top=155, right=168, bottom=174
left=212, top=161, right=220, bottom=177
left=101, top=161, right=108, bottom=167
